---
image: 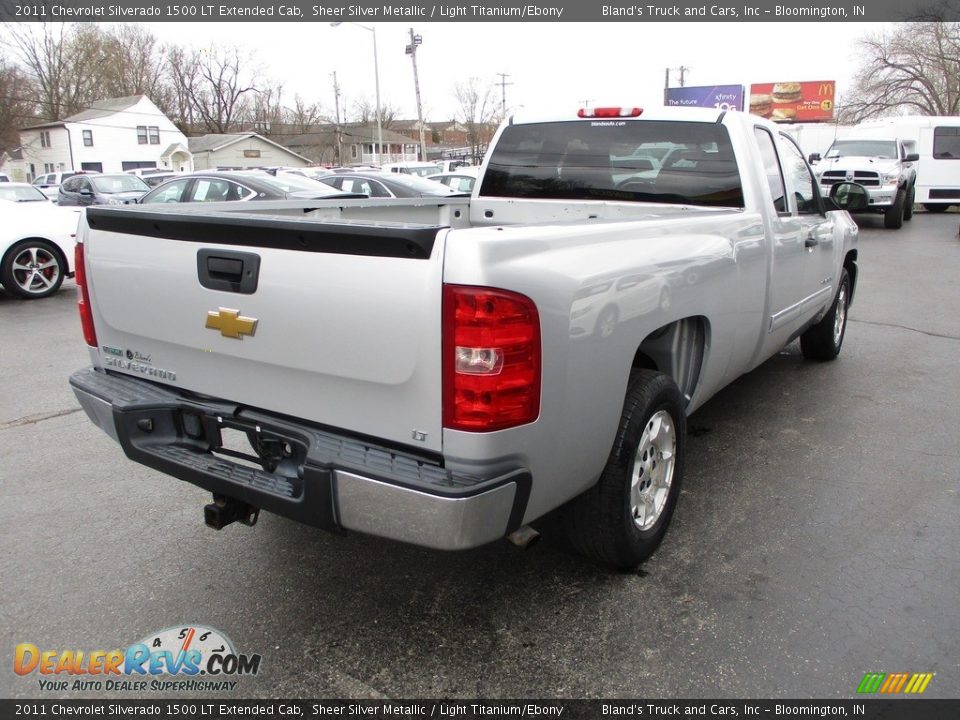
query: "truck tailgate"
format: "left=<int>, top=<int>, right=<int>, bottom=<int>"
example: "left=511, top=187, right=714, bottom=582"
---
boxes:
left=83, top=208, right=446, bottom=453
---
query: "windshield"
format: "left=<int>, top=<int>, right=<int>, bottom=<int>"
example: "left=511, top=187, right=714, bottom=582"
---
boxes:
left=480, top=120, right=743, bottom=208
left=0, top=185, right=48, bottom=202
left=91, top=175, right=150, bottom=193
left=825, top=140, right=898, bottom=159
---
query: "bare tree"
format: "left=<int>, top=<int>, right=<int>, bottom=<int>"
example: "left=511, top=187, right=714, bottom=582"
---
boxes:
left=100, top=26, right=173, bottom=113
left=252, top=84, right=285, bottom=136
left=165, top=45, right=200, bottom=133
left=0, top=56, right=38, bottom=153
left=841, top=22, right=960, bottom=122
left=286, top=95, right=326, bottom=134
left=170, top=46, right=258, bottom=134
left=350, top=98, right=397, bottom=129
left=4, top=22, right=107, bottom=121
left=454, top=78, right=497, bottom=162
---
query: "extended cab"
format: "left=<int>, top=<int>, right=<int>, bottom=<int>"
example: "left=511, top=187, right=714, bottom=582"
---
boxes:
left=70, top=108, right=865, bottom=568
left=810, top=137, right=918, bottom=229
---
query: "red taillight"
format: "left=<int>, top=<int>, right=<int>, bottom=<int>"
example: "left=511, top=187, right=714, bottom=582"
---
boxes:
left=577, top=107, right=643, bottom=118
left=75, top=242, right=97, bottom=347
left=443, top=285, right=540, bottom=432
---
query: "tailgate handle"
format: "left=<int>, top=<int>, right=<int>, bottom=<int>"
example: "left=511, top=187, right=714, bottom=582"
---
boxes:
left=197, top=249, right=260, bottom=294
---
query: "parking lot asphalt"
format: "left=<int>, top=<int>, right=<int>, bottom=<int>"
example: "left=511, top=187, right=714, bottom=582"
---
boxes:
left=1, top=211, right=958, bottom=700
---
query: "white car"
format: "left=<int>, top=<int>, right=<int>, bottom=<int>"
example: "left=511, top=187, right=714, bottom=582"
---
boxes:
left=381, top=161, right=443, bottom=177
left=1, top=183, right=83, bottom=299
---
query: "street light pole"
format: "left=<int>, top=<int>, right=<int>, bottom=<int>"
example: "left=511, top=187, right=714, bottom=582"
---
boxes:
left=331, top=21, right=384, bottom=165
left=406, top=28, right=427, bottom=162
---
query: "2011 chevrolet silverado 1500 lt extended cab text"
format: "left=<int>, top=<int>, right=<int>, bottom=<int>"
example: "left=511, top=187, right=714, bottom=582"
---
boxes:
left=70, top=108, right=867, bottom=569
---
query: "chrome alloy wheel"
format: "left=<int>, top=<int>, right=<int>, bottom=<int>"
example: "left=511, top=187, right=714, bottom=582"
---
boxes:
left=833, top=283, right=848, bottom=347
left=11, top=245, right=61, bottom=296
left=630, top=410, right=677, bottom=531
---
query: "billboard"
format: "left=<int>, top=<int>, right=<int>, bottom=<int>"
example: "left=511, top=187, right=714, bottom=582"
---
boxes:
left=749, top=81, right=836, bottom=122
left=665, top=85, right=744, bottom=111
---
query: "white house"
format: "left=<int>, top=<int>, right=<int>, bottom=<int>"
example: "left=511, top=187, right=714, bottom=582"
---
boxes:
left=18, top=95, right=193, bottom=180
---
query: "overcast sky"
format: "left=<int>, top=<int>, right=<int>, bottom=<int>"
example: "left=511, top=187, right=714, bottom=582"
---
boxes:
left=135, top=21, right=885, bottom=122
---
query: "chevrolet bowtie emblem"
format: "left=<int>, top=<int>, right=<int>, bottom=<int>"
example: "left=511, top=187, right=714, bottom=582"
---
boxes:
left=205, top=308, right=258, bottom=339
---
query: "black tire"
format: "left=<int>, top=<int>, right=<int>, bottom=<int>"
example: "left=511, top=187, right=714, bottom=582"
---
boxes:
left=904, top=187, right=915, bottom=221
left=563, top=369, right=686, bottom=569
left=1, top=239, right=66, bottom=299
left=800, top=268, right=850, bottom=361
left=884, top=190, right=905, bottom=229
left=923, top=203, right=950, bottom=213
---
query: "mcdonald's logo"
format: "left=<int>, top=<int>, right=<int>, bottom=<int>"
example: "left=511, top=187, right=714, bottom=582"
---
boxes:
left=857, top=672, right=934, bottom=694
left=819, top=82, right=835, bottom=97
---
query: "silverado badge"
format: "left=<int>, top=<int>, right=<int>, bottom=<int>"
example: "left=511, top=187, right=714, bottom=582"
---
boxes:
left=205, top=308, right=258, bottom=339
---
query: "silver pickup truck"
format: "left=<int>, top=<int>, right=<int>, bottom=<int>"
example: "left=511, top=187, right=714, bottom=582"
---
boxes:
left=70, top=108, right=866, bottom=569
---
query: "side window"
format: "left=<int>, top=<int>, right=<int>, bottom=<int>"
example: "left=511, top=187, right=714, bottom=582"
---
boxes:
left=78, top=178, right=92, bottom=193
left=143, top=179, right=190, bottom=204
left=754, top=127, right=788, bottom=214
left=368, top=181, right=390, bottom=197
left=191, top=179, right=232, bottom=202
left=779, top=134, right=821, bottom=215
left=61, top=177, right=78, bottom=192
left=223, top=182, right=249, bottom=201
left=933, top=127, right=960, bottom=159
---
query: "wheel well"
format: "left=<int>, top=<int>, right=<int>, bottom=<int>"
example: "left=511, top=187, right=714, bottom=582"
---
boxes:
left=631, top=316, right=708, bottom=406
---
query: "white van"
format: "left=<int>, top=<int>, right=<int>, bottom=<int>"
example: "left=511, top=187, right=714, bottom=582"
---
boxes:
left=855, top=116, right=960, bottom=211
left=381, top=161, right=442, bottom=178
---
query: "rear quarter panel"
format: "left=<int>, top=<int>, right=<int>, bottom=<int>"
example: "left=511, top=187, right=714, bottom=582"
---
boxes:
left=441, top=212, right=768, bottom=522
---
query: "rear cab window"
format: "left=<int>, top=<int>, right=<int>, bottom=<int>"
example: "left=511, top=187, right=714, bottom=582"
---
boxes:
left=480, top=120, right=744, bottom=208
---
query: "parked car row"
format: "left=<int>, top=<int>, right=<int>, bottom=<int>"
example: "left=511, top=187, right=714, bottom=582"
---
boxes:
left=1, top=160, right=477, bottom=300
left=139, top=170, right=352, bottom=204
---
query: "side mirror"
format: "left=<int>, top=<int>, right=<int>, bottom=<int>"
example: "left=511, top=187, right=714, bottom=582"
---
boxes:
left=904, top=152, right=919, bottom=162
left=808, top=153, right=821, bottom=164
left=79, top=188, right=94, bottom=196
left=827, top=182, right=869, bottom=212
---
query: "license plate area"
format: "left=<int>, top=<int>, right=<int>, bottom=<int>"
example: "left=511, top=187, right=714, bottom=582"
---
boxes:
left=178, top=410, right=309, bottom=491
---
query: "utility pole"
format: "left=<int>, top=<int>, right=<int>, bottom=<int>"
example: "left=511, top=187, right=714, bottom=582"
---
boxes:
left=664, top=66, right=691, bottom=105
left=331, top=71, right=342, bottom=166
left=496, top=72, right=513, bottom=117
left=406, top=28, right=427, bottom=162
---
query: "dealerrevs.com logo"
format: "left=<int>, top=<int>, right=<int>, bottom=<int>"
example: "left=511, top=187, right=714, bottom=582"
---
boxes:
left=14, top=625, right=261, bottom=692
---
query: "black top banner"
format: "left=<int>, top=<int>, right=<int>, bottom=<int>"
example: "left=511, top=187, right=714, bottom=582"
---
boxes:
left=2, top=700, right=960, bottom=719
left=2, top=0, right=960, bottom=22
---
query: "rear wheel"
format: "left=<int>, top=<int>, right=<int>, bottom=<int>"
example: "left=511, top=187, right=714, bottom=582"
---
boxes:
left=923, top=203, right=950, bottom=213
left=800, top=269, right=850, bottom=361
left=563, top=369, right=686, bottom=569
left=1, top=239, right=66, bottom=299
